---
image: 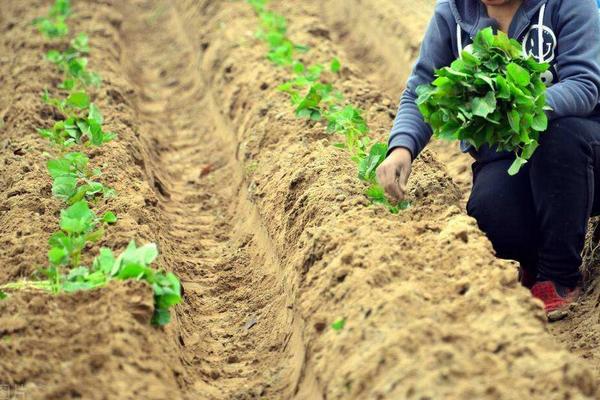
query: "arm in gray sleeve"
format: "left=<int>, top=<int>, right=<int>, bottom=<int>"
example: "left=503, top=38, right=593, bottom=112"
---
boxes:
left=388, top=5, right=455, bottom=159
left=545, top=0, right=600, bottom=119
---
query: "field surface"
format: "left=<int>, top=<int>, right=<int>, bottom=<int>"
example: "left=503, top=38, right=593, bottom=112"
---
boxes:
left=0, top=0, right=599, bottom=399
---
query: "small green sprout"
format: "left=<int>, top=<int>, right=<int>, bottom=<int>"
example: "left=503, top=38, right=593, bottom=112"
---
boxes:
left=330, top=57, right=341, bottom=73
left=365, top=185, right=410, bottom=214
left=48, top=152, right=115, bottom=204
left=33, top=0, right=71, bottom=38
left=38, top=96, right=116, bottom=148
left=45, top=34, right=102, bottom=89
left=45, top=200, right=117, bottom=273
left=49, top=0, right=71, bottom=18
left=35, top=16, right=69, bottom=38
left=358, top=143, right=387, bottom=182
left=247, top=0, right=269, bottom=13
left=331, top=317, right=346, bottom=331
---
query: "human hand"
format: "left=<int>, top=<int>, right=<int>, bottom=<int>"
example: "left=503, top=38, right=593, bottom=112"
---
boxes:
left=376, top=147, right=413, bottom=202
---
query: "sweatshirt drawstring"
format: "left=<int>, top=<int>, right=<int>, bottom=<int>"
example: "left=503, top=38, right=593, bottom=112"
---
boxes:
left=538, top=3, right=547, bottom=62
left=456, top=24, right=463, bottom=55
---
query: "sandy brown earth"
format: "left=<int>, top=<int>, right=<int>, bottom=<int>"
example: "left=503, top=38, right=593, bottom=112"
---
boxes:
left=316, top=0, right=600, bottom=380
left=0, top=0, right=598, bottom=399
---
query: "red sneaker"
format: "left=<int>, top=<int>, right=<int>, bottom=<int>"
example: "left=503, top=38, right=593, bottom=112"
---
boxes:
left=530, top=281, right=581, bottom=322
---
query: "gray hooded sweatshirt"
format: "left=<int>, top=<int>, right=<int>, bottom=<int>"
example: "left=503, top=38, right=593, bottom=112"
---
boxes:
left=389, top=0, right=600, bottom=160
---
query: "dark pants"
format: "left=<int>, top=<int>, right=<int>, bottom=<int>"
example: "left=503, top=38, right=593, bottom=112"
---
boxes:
left=467, top=116, right=600, bottom=288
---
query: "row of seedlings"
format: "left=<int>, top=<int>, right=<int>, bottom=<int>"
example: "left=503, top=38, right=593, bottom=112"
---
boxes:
left=0, top=0, right=181, bottom=326
left=247, top=0, right=409, bottom=213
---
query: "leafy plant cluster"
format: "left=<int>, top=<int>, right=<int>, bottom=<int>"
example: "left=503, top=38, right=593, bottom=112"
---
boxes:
left=247, top=0, right=408, bottom=213
left=46, top=32, right=102, bottom=89
left=416, top=27, right=551, bottom=175
left=0, top=0, right=181, bottom=326
left=34, top=0, right=71, bottom=38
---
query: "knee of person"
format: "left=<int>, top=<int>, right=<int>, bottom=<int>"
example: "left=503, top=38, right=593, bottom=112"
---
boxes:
left=544, top=117, right=588, bottom=144
left=535, top=117, right=588, bottom=158
left=467, top=190, right=500, bottom=234
left=467, top=191, right=529, bottom=256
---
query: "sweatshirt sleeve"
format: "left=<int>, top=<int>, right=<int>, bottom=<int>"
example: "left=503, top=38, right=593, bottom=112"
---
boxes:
left=545, top=0, right=600, bottom=119
left=388, top=6, right=455, bottom=159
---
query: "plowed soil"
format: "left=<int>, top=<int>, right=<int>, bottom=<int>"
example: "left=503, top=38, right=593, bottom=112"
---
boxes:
left=0, top=1, right=598, bottom=399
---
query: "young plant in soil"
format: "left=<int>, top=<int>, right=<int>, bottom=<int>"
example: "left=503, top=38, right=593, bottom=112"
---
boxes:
left=2, top=241, right=182, bottom=326
left=48, top=152, right=115, bottom=204
left=331, top=317, right=346, bottom=332
left=39, top=92, right=116, bottom=148
left=253, top=5, right=309, bottom=66
left=0, top=0, right=183, bottom=326
left=277, top=63, right=343, bottom=121
left=46, top=33, right=103, bottom=89
left=46, top=200, right=116, bottom=273
left=417, top=27, right=551, bottom=175
left=251, top=2, right=408, bottom=213
left=33, top=0, right=71, bottom=38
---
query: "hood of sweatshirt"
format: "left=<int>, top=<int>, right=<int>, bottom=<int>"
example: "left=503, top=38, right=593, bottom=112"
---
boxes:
left=448, top=0, right=548, bottom=38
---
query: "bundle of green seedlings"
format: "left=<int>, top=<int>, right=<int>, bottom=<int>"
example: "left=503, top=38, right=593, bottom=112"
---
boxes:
left=247, top=0, right=409, bottom=213
left=416, top=27, right=551, bottom=175
left=0, top=0, right=181, bottom=326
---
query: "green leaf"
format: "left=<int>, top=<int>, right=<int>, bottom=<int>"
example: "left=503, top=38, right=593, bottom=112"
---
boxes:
left=93, top=248, right=116, bottom=275
left=71, top=33, right=89, bottom=53
left=85, top=228, right=104, bottom=243
left=495, top=76, right=511, bottom=99
left=152, top=308, right=172, bottom=326
left=59, top=79, right=75, bottom=90
left=60, top=200, right=95, bottom=234
left=521, top=140, right=539, bottom=159
left=461, top=50, right=480, bottom=66
left=66, top=91, right=90, bottom=109
left=477, top=27, right=494, bottom=48
left=471, top=92, right=497, bottom=118
left=138, top=243, right=159, bottom=264
left=0, top=290, right=7, bottom=300
left=67, top=266, right=90, bottom=282
left=507, top=63, right=531, bottom=86
left=117, top=263, right=150, bottom=280
left=331, top=317, right=346, bottom=331
left=52, top=176, right=78, bottom=200
left=474, top=72, right=495, bottom=90
left=532, top=112, right=548, bottom=132
left=358, top=142, right=388, bottom=183
left=508, top=110, right=520, bottom=133
left=46, top=50, right=62, bottom=63
left=88, top=104, right=103, bottom=125
left=48, top=246, right=68, bottom=266
left=292, top=61, right=305, bottom=75
left=50, top=0, right=71, bottom=17
left=47, top=158, right=71, bottom=178
left=432, top=76, right=452, bottom=88
left=102, top=211, right=118, bottom=224
left=508, top=156, right=527, bottom=176
left=419, top=28, right=550, bottom=176
left=330, top=57, right=341, bottom=73
left=48, top=232, right=73, bottom=253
